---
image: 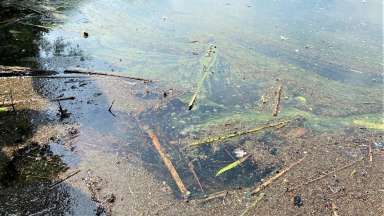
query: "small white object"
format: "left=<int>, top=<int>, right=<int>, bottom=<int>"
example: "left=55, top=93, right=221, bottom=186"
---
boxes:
left=233, top=148, right=247, bottom=158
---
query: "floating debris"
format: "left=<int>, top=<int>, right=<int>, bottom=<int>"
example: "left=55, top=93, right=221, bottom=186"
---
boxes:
left=188, top=44, right=217, bottom=110
left=215, top=155, right=251, bottom=176
left=233, top=148, right=247, bottom=158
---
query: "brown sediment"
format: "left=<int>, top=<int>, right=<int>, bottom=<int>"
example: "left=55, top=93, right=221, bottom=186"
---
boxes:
left=294, top=157, right=364, bottom=189
left=251, top=155, right=306, bottom=195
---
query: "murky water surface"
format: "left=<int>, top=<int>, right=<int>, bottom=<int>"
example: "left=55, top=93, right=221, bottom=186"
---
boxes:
left=1, top=0, right=383, bottom=206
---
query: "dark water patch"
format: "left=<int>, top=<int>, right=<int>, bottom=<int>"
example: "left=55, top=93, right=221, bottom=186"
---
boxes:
left=0, top=142, right=67, bottom=187
left=183, top=145, right=277, bottom=197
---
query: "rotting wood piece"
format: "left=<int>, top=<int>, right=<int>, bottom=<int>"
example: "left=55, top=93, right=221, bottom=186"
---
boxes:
left=64, top=69, right=152, bottom=83
left=144, top=128, right=189, bottom=198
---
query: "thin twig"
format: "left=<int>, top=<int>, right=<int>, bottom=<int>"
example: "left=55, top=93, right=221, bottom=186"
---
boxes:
left=108, top=100, right=116, bottom=117
left=240, top=193, right=265, bottom=216
left=188, top=161, right=204, bottom=193
left=272, top=84, right=282, bottom=116
left=251, top=155, right=306, bottom=195
left=49, top=170, right=81, bottom=189
left=196, top=190, right=229, bottom=203
left=295, top=157, right=364, bottom=190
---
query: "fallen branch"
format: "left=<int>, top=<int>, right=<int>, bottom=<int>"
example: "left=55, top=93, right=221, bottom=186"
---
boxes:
left=64, top=69, right=152, bottom=83
left=240, top=193, right=265, bottom=216
left=49, top=169, right=80, bottom=189
left=144, top=128, right=189, bottom=198
left=272, top=84, right=282, bottom=116
left=251, top=155, right=306, bottom=195
left=188, top=161, right=204, bottom=193
left=189, top=120, right=289, bottom=148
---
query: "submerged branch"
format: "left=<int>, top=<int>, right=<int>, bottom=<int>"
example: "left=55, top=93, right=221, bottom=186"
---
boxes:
left=64, top=69, right=152, bottom=83
left=189, top=120, right=289, bottom=148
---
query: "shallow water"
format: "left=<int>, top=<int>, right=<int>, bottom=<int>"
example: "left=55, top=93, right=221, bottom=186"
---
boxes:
left=1, top=0, right=383, bottom=208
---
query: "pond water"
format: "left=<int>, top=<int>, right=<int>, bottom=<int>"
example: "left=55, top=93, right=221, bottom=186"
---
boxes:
left=1, top=0, right=383, bottom=200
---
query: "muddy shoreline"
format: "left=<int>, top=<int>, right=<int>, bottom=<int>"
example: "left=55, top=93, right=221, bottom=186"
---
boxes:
left=0, top=71, right=383, bottom=215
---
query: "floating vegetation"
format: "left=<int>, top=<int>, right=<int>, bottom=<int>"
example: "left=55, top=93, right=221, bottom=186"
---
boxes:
left=215, top=155, right=250, bottom=176
left=352, top=119, right=384, bottom=130
left=295, top=96, right=307, bottom=103
left=188, top=44, right=217, bottom=110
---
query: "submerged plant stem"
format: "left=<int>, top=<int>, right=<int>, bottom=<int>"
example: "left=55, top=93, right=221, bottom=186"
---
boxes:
left=189, top=120, right=289, bottom=148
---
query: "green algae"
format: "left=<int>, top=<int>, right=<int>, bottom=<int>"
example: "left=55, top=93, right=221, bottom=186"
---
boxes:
left=352, top=118, right=384, bottom=130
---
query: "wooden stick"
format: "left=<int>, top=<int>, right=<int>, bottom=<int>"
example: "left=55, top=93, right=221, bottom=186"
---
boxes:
left=49, top=170, right=81, bottom=189
left=196, top=190, right=229, bottom=203
left=188, top=161, right=204, bottom=193
left=240, top=193, right=265, bottom=216
left=189, top=120, right=289, bottom=148
left=272, top=84, right=282, bottom=116
left=64, top=69, right=152, bottom=83
left=144, top=128, right=189, bottom=197
left=251, top=155, right=306, bottom=195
